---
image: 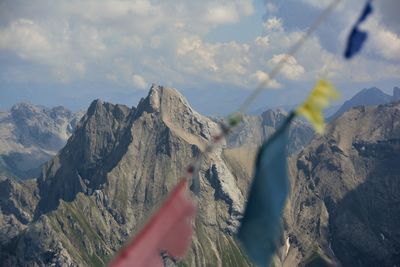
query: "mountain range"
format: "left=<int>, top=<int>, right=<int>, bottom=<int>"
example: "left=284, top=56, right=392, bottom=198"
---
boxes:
left=0, top=103, right=83, bottom=179
left=279, top=101, right=400, bottom=266
left=0, top=85, right=399, bottom=266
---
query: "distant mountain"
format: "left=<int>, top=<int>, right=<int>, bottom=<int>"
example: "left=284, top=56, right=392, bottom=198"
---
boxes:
left=329, top=87, right=398, bottom=120
left=0, top=103, right=83, bottom=179
left=224, top=108, right=314, bottom=155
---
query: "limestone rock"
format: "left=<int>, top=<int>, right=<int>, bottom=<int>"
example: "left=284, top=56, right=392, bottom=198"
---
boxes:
left=2, top=85, right=399, bottom=267
left=223, top=109, right=314, bottom=155
left=0, top=103, right=83, bottom=179
left=277, top=102, right=400, bottom=267
left=1, top=85, right=252, bottom=266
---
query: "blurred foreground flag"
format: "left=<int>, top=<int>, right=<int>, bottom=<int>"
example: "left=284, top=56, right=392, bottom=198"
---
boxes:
left=237, top=113, right=294, bottom=267
left=296, top=80, right=339, bottom=134
left=344, top=0, right=373, bottom=59
left=237, top=80, right=339, bottom=266
left=109, top=179, right=196, bottom=267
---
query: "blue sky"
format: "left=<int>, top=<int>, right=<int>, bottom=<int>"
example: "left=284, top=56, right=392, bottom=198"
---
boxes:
left=0, top=0, right=399, bottom=115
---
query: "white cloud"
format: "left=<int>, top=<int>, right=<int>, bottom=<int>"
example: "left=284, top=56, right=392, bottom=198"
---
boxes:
left=205, top=5, right=240, bottom=24
left=174, top=35, right=252, bottom=87
left=263, top=17, right=283, bottom=31
left=0, top=0, right=398, bottom=94
left=255, top=36, right=269, bottom=47
left=267, top=54, right=305, bottom=80
left=375, top=30, right=400, bottom=60
left=252, top=70, right=282, bottom=89
left=131, top=74, right=147, bottom=89
left=205, top=0, right=254, bottom=24
left=363, top=18, right=400, bottom=60
left=0, top=19, right=88, bottom=82
left=0, top=19, right=53, bottom=62
left=0, top=0, right=259, bottom=86
left=176, top=35, right=219, bottom=72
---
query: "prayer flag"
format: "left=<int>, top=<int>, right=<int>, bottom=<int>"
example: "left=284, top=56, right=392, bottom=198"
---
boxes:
left=109, top=179, right=196, bottom=267
left=237, top=113, right=294, bottom=267
left=296, top=80, right=339, bottom=134
left=344, top=1, right=373, bottom=59
left=237, top=79, right=339, bottom=266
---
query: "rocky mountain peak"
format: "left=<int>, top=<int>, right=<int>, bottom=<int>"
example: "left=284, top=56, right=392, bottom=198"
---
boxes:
left=135, top=84, right=196, bottom=118
left=86, top=99, right=132, bottom=122
left=329, top=87, right=392, bottom=120
left=11, top=102, right=42, bottom=115
left=261, top=108, right=288, bottom=128
left=350, top=87, right=391, bottom=103
left=10, top=103, right=73, bottom=123
left=36, top=99, right=133, bottom=214
left=10, top=84, right=252, bottom=266
left=134, top=84, right=163, bottom=115
left=1, top=102, right=83, bottom=179
left=49, top=106, right=72, bottom=119
left=360, top=86, right=381, bottom=94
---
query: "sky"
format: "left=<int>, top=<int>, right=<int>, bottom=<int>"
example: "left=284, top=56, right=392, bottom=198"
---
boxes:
left=0, top=0, right=399, bottom=115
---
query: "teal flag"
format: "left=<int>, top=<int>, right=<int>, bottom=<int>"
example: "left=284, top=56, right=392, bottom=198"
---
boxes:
left=237, top=113, right=294, bottom=267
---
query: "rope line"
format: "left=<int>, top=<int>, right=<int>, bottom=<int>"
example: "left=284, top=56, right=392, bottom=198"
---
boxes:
left=182, top=0, right=342, bottom=191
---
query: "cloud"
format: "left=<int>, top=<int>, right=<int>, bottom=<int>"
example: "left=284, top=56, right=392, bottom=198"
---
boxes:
left=255, top=36, right=270, bottom=47
left=0, top=0, right=398, bottom=96
left=205, top=5, right=240, bottom=24
left=263, top=17, right=283, bottom=31
left=0, top=18, right=87, bottom=82
left=0, top=19, right=53, bottom=62
left=375, top=30, right=400, bottom=60
left=267, top=54, right=305, bottom=80
left=252, top=70, right=282, bottom=89
left=266, top=0, right=400, bottom=82
left=204, top=0, right=254, bottom=25
left=176, top=35, right=219, bottom=72
left=0, top=0, right=258, bottom=86
left=366, top=19, right=400, bottom=60
left=131, top=74, right=147, bottom=89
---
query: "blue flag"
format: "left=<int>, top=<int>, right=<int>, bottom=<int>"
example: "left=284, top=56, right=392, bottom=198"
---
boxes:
left=237, top=113, right=294, bottom=267
left=344, top=1, right=373, bottom=59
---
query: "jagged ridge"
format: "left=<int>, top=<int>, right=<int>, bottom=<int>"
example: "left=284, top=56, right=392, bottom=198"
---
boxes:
left=1, top=85, right=253, bottom=266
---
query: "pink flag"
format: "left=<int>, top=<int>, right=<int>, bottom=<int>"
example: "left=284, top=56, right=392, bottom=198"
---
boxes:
left=109, top=179, right=196, bottom=267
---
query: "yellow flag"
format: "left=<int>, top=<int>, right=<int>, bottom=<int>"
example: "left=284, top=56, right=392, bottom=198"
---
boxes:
left=296, top=80, right=339, bottom=134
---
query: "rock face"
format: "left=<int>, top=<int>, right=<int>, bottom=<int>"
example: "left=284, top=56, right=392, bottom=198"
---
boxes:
left=278, top=102, right=400, bottom=267
left=0, top=176, right=39, bottom=266
left=223, top=109, right=314, bottom=155
left=0, top=85, right=253, bottom=266
left=1, top=85, right=399, bottom=267
left=0, top=103, right=83, bottom=179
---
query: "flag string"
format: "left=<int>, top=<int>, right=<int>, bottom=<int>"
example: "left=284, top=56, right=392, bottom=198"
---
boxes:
left=183, top=0, right=342, bottom=189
